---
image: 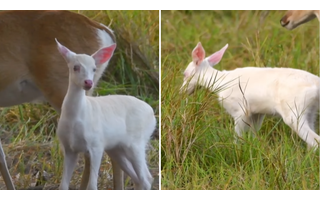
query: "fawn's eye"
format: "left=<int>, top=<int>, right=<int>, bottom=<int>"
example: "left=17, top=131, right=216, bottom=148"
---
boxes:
left=73, top=65, right=80, bottom=71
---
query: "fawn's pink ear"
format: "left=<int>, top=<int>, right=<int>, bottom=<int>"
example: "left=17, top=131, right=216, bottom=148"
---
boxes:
left=192, top=42, right=205, bottom=66
left=55, top=38, right=75, bottom=63
left=207, top=44, right=228, bottom=66
left=92, top=44, right=117, bottom=66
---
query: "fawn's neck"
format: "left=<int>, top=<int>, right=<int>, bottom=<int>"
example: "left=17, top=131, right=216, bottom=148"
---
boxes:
left=62, top=79, right=87, bottom=117
left=198, top=67, right=227, bottom=92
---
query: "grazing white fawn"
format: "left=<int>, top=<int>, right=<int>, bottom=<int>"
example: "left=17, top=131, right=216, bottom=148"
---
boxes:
left=56, top=39, right=156, bottom=190
left=280, top=10, right=320, bottom=30
left=181, top=42, right=320, bottom=149
left=0, top=10, right=115, bottom=190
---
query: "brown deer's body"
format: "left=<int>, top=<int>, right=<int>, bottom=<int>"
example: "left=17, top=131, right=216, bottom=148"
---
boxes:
left=0, top=10, right=115, bottom=110
left=280, top=10, right=319, bottom=30
left=0, top=10, right=115, bottom=189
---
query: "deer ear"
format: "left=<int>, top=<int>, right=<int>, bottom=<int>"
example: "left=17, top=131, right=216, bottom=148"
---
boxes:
left=92, top=43, right=117, bottom=66
left=192, top=42, right=205, bottom=67
left=207, top=44, right=228, bottom=66
left=55, top=38, right=76, bottom=63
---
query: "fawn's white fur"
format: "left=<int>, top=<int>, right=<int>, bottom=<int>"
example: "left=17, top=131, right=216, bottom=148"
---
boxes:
left=55, top=39, right=156, bottom=190
left=181, top=42, right=320, bottom=149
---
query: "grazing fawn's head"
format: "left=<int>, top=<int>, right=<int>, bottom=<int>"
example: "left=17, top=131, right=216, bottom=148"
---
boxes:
left=55, top=38, right=116, bottom=91
left=181, top=42, right=228, bottom=94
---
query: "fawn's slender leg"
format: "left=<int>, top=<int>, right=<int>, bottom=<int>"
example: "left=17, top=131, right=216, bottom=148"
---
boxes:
left=59, top=147, right=78, bottom=190
left=234, top=114, right=251, bottom=142
left=80, top=154, right=90, bottom=190
left=284, top=115, right=320, bottom=149
left=107, top=148, right=139, bottom=187
left=110, top=158, right=124, bottom=190
left=279, top=103, right=320, bottom=150
left=86, top=149, right=103, bottom=190
left=126, top=144, right=153, bottom=190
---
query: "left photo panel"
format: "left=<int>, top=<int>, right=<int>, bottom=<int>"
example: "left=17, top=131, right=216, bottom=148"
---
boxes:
left=0, top=10, right=159, bottom=190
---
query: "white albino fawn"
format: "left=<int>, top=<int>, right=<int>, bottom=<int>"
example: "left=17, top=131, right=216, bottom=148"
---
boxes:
left=181, top=42, right=320, bottom=149
left=280, top=10, right=320, bottom=30
left=0, top=10, right=115, bottom=190
left=55, top=39, right=156, bottom=190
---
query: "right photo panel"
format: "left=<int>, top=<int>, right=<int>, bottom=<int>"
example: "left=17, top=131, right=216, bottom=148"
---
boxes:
left=161, top=10, right=319, bottom=190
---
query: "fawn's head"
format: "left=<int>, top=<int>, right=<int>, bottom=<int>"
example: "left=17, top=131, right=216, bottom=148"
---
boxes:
left=181, top=42, right=228, bottom=94
left=55, top=39, right=116, bottom=91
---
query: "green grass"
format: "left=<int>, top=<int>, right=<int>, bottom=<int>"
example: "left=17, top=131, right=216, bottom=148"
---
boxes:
left=161, top=10, right=319, bottom=190
left=0, top=10, right=159, bottom=190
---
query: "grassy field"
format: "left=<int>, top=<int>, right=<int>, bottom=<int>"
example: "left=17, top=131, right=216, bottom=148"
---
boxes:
left=0, top=10, right=159, bottom=190
left=161, top=10, right=319, bottom=190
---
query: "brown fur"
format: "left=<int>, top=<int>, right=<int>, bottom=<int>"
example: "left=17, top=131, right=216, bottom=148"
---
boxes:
left=0, top=10, right=115, bottom=111
left=280, top=10, right=319, bottom=30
